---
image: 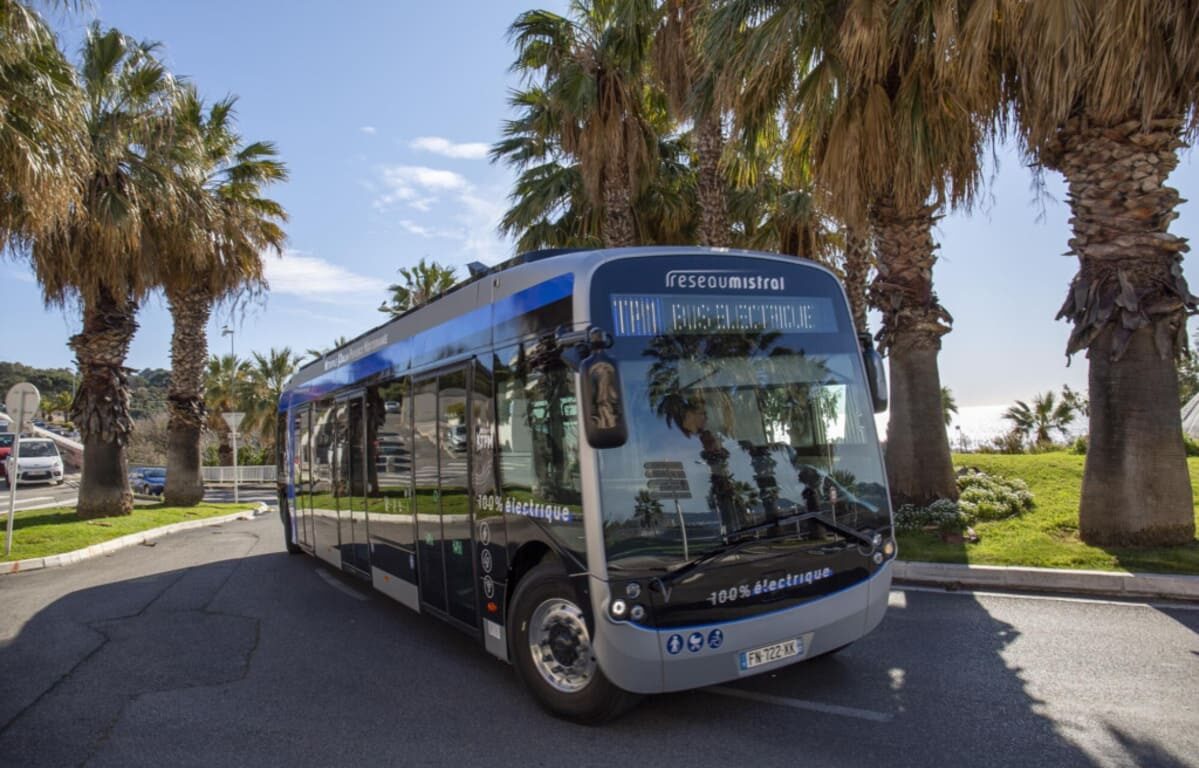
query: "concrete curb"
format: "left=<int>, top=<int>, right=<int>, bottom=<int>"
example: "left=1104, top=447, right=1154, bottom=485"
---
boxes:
left=894, top=560, right=1199, bottom=602
left=3, top=507, right=264, bottom=575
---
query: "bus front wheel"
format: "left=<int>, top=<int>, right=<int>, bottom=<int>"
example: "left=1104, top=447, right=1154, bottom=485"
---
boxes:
left=510, top=563, right=639, bottom=723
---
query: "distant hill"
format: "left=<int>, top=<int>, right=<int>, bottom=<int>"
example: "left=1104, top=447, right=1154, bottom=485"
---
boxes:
left=0, top=361, right=170, bottom=420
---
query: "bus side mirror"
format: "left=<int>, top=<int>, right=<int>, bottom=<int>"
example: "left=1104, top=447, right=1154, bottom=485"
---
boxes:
left=859, top=333, right=888, bottom=414
left=579, top=350, right=628, bottom=449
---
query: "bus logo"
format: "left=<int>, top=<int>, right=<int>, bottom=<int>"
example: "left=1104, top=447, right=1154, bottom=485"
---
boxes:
left=664, top=270, right=786, bottom=292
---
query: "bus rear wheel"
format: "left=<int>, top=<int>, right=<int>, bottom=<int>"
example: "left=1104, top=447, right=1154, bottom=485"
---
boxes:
left=510, top=563, right=639, bottom=723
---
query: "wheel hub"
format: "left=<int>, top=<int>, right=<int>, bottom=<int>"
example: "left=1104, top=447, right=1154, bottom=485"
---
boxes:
left=529, top=598, right=596, bottom=693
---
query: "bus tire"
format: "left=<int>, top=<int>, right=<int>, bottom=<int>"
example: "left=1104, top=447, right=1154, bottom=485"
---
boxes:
left=510, top=563, right=640, bottom=724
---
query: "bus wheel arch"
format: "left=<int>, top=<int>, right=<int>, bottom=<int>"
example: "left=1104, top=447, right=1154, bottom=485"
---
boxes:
left=508, top=561, right=640, bottom=723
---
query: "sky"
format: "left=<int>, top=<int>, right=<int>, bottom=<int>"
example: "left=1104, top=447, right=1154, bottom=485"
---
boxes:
left=3, top=0, right=1198, bottom=410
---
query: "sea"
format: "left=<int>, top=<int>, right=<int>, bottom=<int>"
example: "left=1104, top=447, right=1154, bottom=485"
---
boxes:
left=873, top=404, right=1087, bottom=451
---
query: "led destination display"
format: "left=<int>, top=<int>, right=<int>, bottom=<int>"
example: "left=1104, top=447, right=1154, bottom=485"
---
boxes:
left=610, top=294, right=837, bottom=336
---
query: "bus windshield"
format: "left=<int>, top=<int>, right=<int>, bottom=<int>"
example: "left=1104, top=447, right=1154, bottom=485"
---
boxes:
left=594, top=275, right=889, bottom=573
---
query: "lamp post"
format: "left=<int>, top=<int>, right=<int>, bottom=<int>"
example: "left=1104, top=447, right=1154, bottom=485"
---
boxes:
left=222, top=412, right=244, bottom=504
left=221, top=324, right=235, bottom=361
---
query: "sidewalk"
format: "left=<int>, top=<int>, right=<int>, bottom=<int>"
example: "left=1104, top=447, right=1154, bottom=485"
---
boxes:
left=894, top=560, right=1199, bottom=602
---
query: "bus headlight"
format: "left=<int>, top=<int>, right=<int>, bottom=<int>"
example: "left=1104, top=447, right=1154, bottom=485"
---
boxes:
left=630, top=604, right=646, bottom=622
left=883, top=539, right=896, bottom=557
left=624, top=582, right=641, bottom=599
left=610, top=599, right=628, bottom=620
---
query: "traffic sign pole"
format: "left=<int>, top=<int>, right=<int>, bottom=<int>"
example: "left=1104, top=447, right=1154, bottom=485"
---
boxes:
left=222, top=412, right=245, bottom=506
left=5, top=382, right=41, bottom=557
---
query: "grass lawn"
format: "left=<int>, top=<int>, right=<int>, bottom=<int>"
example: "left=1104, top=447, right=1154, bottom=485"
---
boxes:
left=2, top=502, right=248, bottom=562
left=896, top=453, right=1199, bottom=575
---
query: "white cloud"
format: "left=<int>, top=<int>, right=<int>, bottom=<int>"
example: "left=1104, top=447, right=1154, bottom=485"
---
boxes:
left=264, top=251, right=387, bottom=300
left=410, top=136, right=490, bottom=160
left=360, top=126, right=377, bottom=135
left=373, top=165, right=469, bottom=211
left=7, top=267, right=35, bottom=284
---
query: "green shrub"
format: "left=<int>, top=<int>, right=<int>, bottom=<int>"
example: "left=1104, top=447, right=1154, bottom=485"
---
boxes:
left=1070, top=435, right=1087, bottom=455
left=893, top=470, right=1035, bottom=531
left=894, top=499, right=971, bottom=533
left=1184, top=436, right=1199, bottom=457
left=956, top=469, right=1034, bottom=521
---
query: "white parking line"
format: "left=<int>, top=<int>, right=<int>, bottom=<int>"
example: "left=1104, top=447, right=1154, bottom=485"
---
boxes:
left=706, top=685, right=894, bottom=722
left=315, top=568, right=370, bottom=601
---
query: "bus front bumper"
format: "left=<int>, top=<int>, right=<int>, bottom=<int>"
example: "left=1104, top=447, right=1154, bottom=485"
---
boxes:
left=591, top=561, right=893, bottom=694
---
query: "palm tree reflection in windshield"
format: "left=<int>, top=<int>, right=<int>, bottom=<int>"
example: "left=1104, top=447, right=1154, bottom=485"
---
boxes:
left=645, top=326, right=780, bottom=535
left=644, top=325, right=859, bottom=538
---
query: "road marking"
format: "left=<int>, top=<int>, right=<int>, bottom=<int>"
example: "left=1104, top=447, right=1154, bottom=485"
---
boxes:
left=315, top=568, right=369, bottom=601
left=895, top=585, right=1199, bottom=611
left=706, top=685, right=894, bottom=722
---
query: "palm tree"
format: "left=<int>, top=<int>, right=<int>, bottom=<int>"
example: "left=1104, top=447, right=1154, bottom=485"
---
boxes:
left=493, top=90, right=696, bottom=250
left=204, top=354, right=250, bottom=466
left=962, top=1, right=1199, bottom=545
left=154, top=85, right=288, bottom=506
left=710, top=0, right=987, bottom=506
left=1003, top=392, right=1076, bottom=450
left=0, top=0, right=87, bottom=250
left=379, top=258, right=458, bottom=316
left=28, top=26, right=178, bottom=518
left=302, top=336, right=350, bottom=364
left=244, top=347, right=301, bottom=456
left=505, top=0, right=657, bottom=247
left=941, top=387, right=958, bottom=428
left=653, top=0, right=728, bottom=245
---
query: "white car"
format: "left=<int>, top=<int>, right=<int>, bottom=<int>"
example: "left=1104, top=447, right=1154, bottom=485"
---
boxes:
left=9, top=438, right=65, bottom=486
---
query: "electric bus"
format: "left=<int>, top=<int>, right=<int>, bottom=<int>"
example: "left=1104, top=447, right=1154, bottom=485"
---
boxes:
left=275, top=246, right=895, bottom=722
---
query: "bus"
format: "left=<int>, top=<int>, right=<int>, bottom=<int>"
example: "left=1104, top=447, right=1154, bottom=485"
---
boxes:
left=275, top=246, right=896, bottom=722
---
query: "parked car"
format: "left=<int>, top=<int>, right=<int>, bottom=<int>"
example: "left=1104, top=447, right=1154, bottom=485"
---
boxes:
left=384, top=401, right=401, bottom=413
left=130, top=467, right=167, bottom=495
left=9, top=438, right=64, bottom=486
left=0, top=433, right=13, bottom=481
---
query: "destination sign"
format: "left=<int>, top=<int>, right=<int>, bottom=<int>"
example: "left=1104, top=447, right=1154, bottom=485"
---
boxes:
left=611, top=294, right=836, bottom=337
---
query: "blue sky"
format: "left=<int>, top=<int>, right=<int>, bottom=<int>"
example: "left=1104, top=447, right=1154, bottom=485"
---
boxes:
left=5, top=1, right=1198, bottom=409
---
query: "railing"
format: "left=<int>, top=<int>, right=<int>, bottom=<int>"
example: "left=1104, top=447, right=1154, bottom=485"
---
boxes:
left=27, top=425, right=84, bottom=470
left=201, top=465, right=277, bottom=484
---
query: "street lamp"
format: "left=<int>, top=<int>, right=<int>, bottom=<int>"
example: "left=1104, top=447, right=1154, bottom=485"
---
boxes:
left=220, top=324, right=235, bottom=360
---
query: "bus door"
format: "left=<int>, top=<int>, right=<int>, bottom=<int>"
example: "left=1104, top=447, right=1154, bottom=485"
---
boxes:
left=413, top=366, right=478, bottom=626
left=294, top=407, right=314, bottom=550
left=334, top=394, right=370, bottom=574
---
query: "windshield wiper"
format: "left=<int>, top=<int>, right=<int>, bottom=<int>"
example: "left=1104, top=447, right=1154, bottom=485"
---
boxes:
left=653, top=511, right=877, bottom=589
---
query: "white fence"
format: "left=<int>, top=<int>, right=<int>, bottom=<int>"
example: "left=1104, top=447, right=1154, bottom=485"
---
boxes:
left=201, top=465, right=277, bottom=484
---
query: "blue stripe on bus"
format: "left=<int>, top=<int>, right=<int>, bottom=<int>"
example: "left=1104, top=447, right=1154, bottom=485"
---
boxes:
left=280, top=273, right=574, bottom=411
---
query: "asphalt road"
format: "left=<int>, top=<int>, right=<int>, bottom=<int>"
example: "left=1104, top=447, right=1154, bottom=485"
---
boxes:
left=1, top=516, right=1196, bottom=768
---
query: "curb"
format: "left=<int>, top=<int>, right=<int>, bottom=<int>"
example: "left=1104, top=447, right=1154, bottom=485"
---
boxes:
left=3, top=506, right=266, bottom=576
left=894, top=560, right=1199, bottom=602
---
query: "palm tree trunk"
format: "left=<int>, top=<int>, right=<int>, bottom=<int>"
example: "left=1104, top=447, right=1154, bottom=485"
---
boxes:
left=694, top=110, right=730, bottom=247
left=69, top=288, right=136, bottom=518
left=868, top=198, right=957, bottom=505
left=843, top=225, right=871, bottom=333
left=602, top=152, right=637, bottom=248
left=164, top=285, right=210, bottom=506
left=1049, top=116, right=1195, bottom=546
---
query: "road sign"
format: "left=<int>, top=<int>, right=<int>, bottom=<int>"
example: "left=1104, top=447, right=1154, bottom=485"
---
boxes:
left=221, top=412, right=245, bottom=432
left=644, top=461, right=692, bottom=500
left=5, top=382, right=40, bottom=429
left=6, top=382, right=40, bottom=557
left=221, top=412, right=245, bottom=504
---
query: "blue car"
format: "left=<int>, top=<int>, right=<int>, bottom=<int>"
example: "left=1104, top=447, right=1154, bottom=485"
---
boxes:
left=131, top=467, right=166, bottom=495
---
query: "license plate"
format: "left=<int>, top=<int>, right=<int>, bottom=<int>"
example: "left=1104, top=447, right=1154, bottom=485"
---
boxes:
left=739, top=637, right=802, bottom=670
